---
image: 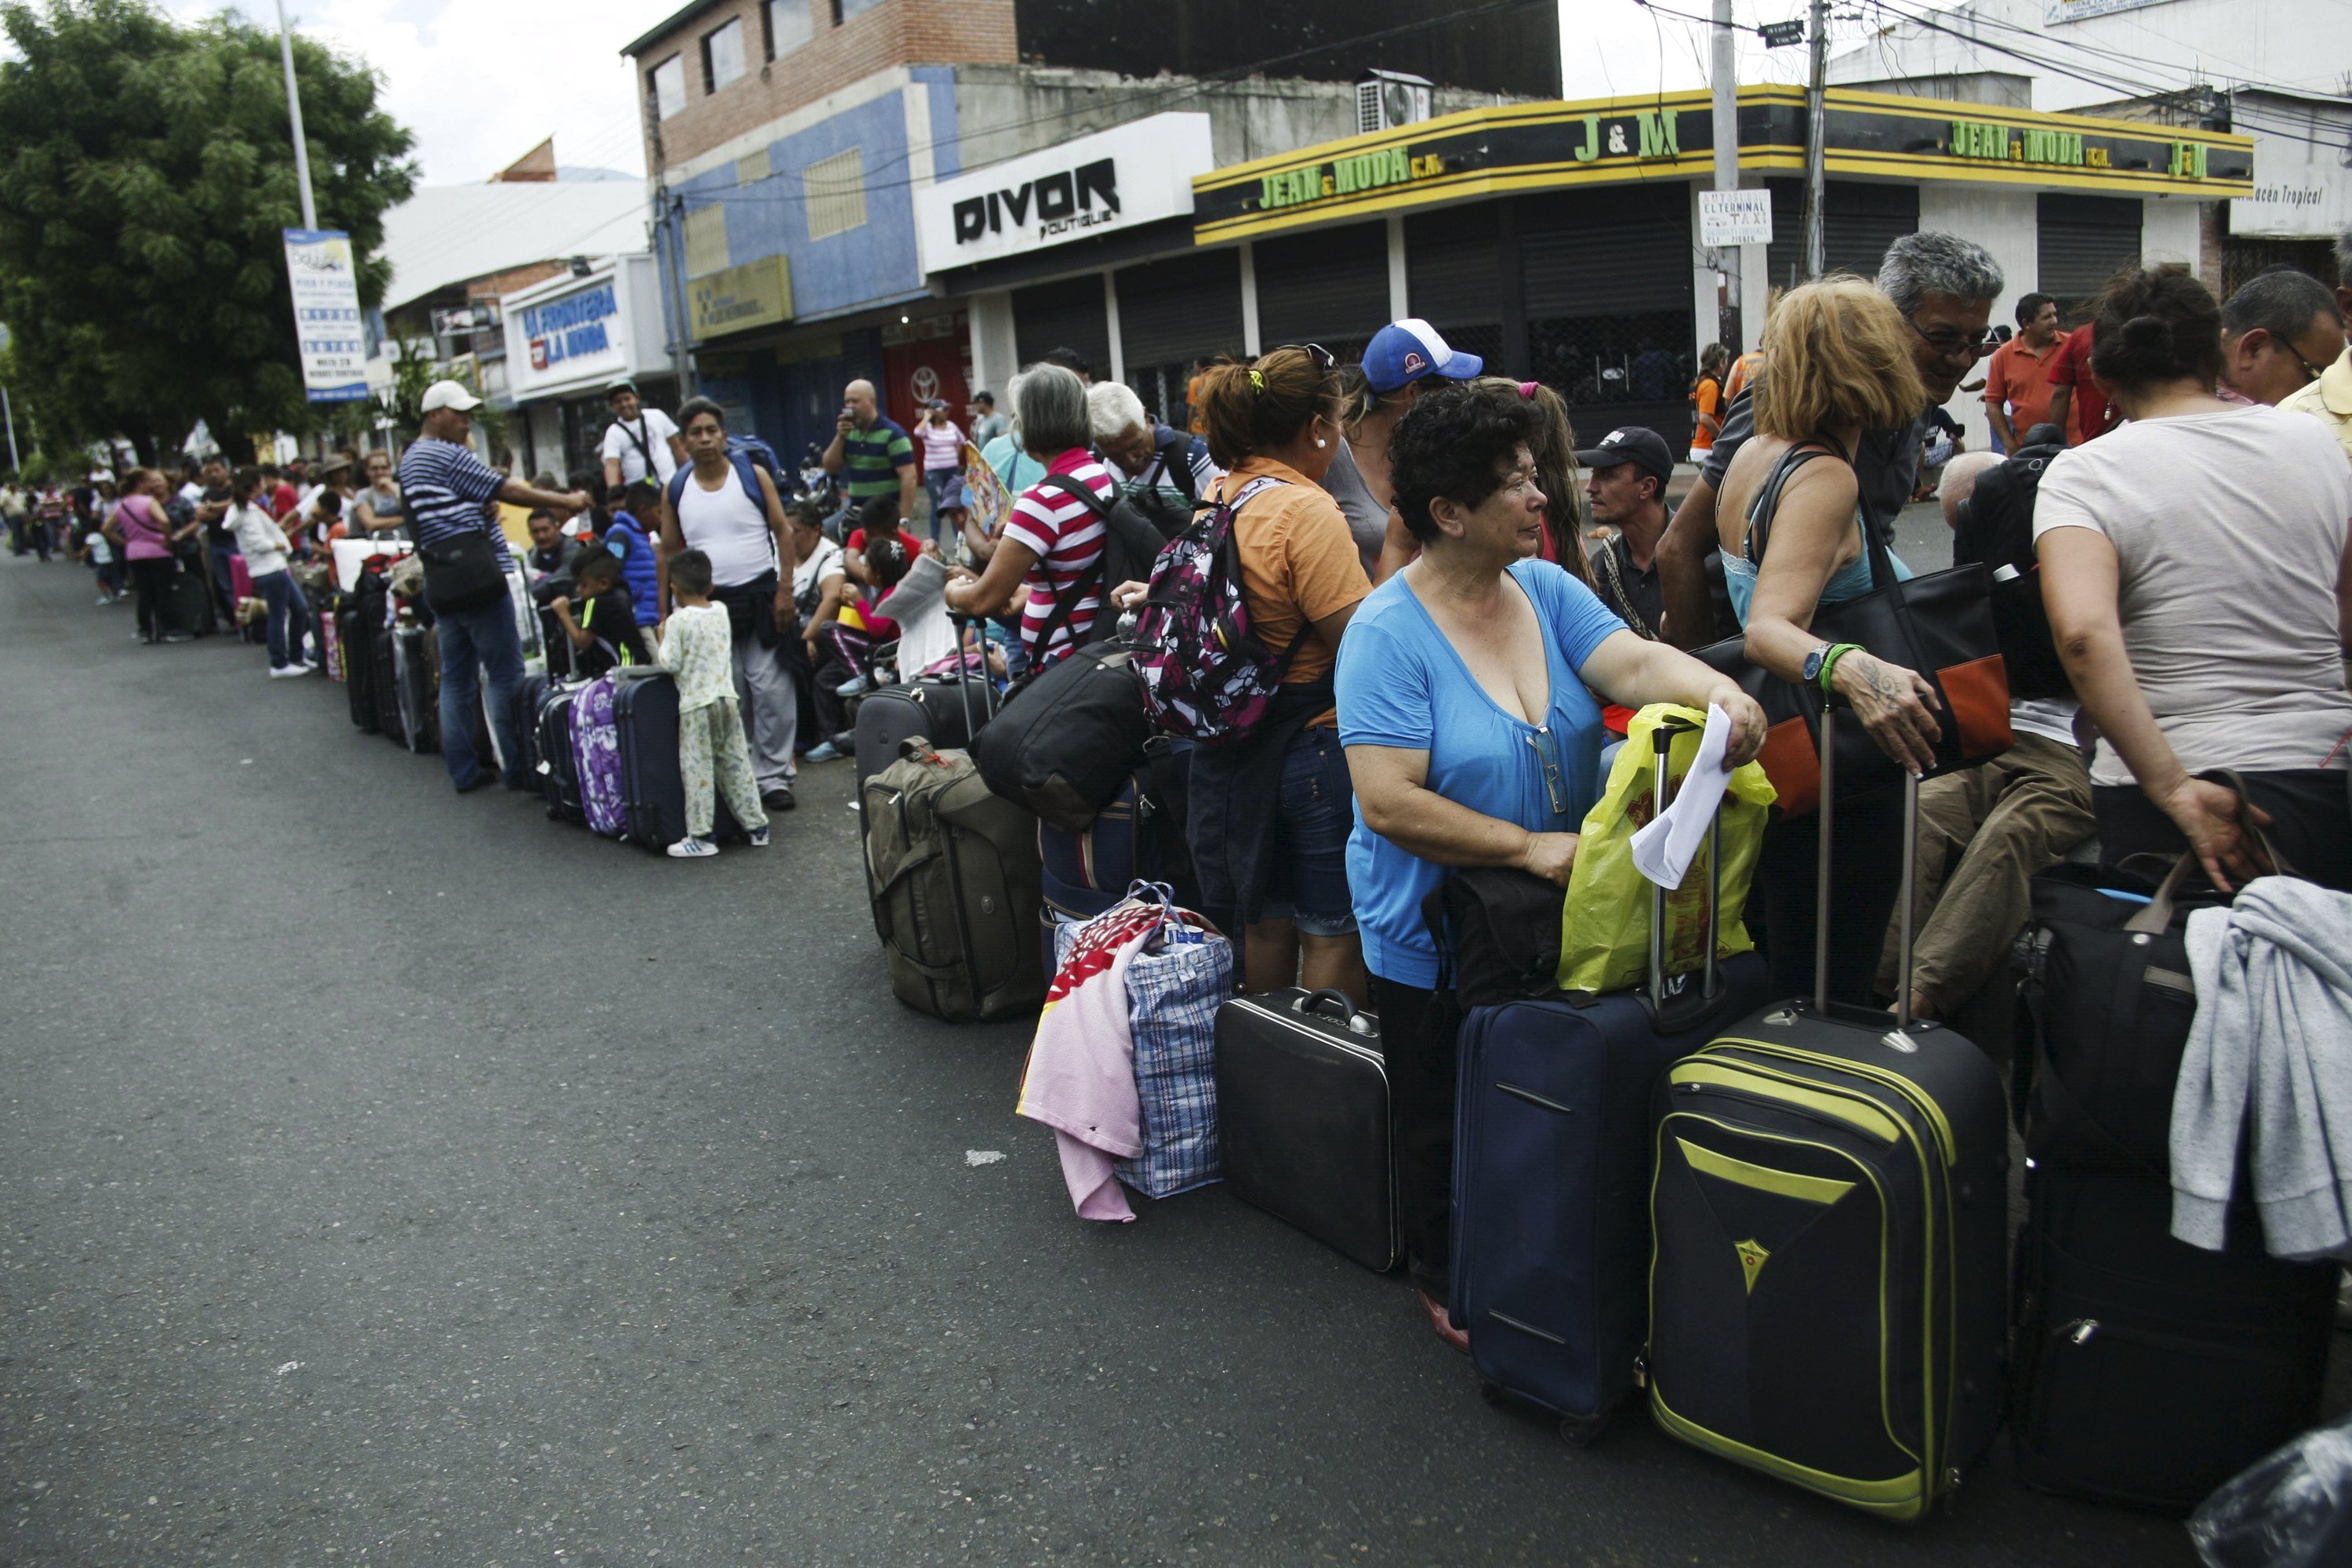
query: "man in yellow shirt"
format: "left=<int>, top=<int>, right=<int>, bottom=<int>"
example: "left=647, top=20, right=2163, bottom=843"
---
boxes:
left=2278, top=228, right=2352, bottom=461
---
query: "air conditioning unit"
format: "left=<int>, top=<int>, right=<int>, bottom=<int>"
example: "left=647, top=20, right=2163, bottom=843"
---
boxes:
left=1357, top=70, right=1433, bottom=136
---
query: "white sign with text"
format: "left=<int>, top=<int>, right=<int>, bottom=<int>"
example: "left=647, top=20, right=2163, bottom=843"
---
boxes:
left=1698, top=188, right=1774, bottom=248
left=916, top=113, right=1216, bottom=274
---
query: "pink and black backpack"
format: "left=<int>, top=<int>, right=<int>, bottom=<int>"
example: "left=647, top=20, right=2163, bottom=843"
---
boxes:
left=1127, top=475, right=1305, bottom=746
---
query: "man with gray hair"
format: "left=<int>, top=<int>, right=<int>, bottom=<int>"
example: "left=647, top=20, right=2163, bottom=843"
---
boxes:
left=2220, top=269, right=2344, bottom=408
left=1653, top=230, right=2004, bottom=646
left=2279, top=230, right=2352, bottom=461
left=1085, top=380, right=1217, bottom=512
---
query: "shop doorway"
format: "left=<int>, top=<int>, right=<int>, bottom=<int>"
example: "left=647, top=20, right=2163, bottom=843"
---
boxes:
left=881, top=317, right=972, bottom=436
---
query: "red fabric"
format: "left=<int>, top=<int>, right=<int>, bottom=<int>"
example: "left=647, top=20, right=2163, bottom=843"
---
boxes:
left=2049, top=327, right=2121, bottom=443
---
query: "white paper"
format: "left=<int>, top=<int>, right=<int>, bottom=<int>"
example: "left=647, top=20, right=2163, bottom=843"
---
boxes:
left=331, top=535, right=412, bottom=591
left=876, top=553, right=956, bottom=673
left=1632, top=703, right=1734, bottom=890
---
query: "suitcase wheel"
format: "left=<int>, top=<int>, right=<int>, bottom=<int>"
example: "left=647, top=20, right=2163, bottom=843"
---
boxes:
left=1477, top=1379, right=1507, bottom=1406
left=1558, top=1413, right=1606, bottom=1449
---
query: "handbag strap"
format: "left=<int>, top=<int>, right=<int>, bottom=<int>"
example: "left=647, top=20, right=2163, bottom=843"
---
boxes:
left=2122, top=768, right=2296, bottom=934
left=1743, top=437, right=1893, bottom=591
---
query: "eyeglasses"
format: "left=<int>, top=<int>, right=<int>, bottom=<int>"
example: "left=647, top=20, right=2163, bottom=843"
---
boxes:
left=1524, top=726, right=1573, bottom=818
left=1902, top=313, right=2002, bottom=360
left=1271, top=343, right=1336, bottom=372
left=2278, top=337, right=2328, bottom=385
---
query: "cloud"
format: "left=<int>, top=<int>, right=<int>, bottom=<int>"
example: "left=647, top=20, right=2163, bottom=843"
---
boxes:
left=175, top=0, right=650, bottom=184
left=1558, top=2, right=1811, bottom=101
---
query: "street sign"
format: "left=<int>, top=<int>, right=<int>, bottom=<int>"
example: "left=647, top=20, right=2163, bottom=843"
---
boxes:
left=1699, top=188, right=1776, bottom=247
left=1759, top=19, right=1806, bottom=46
left=281, top=227, right=369, bottom=402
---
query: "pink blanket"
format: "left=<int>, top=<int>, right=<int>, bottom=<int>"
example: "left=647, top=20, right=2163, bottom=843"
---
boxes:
left=1016, top=906, right=1163, bottom=1222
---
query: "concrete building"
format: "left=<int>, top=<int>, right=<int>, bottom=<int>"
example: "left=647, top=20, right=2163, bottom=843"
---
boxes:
left=1828, top=0, right=2352, bottom=289
left=618, top=0, right=1552, bottom=461
left=921, top=85, right=2247, bottom=452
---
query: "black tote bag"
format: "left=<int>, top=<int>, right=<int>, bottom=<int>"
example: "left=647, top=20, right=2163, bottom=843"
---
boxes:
left=1693, top=444, right=2012, bottom=816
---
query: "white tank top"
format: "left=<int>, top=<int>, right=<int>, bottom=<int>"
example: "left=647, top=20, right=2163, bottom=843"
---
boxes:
left=673, top=463, right=776, bottom=588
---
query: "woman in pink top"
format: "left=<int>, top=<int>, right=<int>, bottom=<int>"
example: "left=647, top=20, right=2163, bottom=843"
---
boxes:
left=104, top=469, right=187, bottom=643
left=915, top=401, right=966, bottom=545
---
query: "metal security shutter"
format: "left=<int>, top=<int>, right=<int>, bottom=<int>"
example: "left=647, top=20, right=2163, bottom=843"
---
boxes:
left=1115, top=249, right=1245, bottom=368
left=1520, top=183, right=1690, bottom=316
left=1014, top=278, right=1111, bottom=379
left=1406, top=204, right=1501, bottom=332
left=2038, top=194, right=2142, bottom=307
left=1762, top=180, right=1920, bottom=290
left=1254, top=221, right=1390, bottom=351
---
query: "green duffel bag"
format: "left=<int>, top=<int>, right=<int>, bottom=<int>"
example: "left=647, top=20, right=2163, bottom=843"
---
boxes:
left=863, top=739, right=1045, bottom=1023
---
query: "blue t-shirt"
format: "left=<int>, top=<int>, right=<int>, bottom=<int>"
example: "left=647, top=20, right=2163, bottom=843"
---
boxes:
left=1336, top=558, right=1628, bottom=988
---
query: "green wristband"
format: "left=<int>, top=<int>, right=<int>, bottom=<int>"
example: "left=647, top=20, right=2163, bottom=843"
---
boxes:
left=1817, top=643, right=1861, bottom=695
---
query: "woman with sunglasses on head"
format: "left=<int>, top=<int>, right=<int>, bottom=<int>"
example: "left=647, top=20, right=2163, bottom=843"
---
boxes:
left=1340, top=380, right=1766, bottom=1349
left=1114, top=344, right=1375, bottom=1005
left=2039, top=266, right=2352, bottom=894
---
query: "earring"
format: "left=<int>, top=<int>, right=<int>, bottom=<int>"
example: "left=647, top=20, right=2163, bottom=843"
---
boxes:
left=1315, top=437, right=1328, bottom=448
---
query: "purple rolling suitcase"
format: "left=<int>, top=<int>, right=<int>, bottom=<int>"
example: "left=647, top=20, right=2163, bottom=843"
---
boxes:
left=571, top=674, right=627, bottom=837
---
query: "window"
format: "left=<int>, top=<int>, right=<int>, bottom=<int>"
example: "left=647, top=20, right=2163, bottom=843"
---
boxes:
left=765, top=0, right=812, bottom=57
left=683, top=205, right=731, bottom=279
left=803, top=147, right=866, bottom=240
left=701, top=17, right=746, bottom=94
left=648, top=55, right=685, bottom=120
left=838, top=0, right=884, bottom=20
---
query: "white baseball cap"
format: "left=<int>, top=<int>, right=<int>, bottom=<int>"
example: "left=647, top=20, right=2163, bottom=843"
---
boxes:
left=420, top=379, right=484, bottom=413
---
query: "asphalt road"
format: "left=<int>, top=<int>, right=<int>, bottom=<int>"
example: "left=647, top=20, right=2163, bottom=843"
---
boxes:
left=0, top=547, right=2270, bottom=1567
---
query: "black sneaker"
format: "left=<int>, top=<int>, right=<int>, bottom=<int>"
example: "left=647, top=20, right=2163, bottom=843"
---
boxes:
left=761, top=786, right=797, bottom=812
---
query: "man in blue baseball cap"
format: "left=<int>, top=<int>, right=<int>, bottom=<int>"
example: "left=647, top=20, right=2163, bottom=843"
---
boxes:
left=1327, top=319, right=1487, bottom=573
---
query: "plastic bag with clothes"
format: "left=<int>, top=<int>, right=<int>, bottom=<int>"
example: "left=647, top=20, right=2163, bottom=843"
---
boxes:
left=1556, top=703, right=1773, bottom=996
left=2188, top=1412, right=2352, bottom=1568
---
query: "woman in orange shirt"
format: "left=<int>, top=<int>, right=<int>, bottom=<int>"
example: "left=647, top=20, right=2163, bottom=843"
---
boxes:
left=1687, top=343, right=1730, bottom=463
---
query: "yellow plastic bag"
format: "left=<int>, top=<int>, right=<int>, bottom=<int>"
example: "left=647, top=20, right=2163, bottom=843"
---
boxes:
left=1556, top=703, right=1776, bottom=995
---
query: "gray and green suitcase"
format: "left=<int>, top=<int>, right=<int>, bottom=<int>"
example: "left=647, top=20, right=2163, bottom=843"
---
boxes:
left=1645, top=710, right=2007, bottom=1522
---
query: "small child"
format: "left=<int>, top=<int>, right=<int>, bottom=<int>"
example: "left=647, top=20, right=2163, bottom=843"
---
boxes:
left=71, top=514, right=121, bottom=603
left=603, top=481, right=664, bottom=634
left=548, top=544, right=653, bottom=680
left=654, top=548, right=771, bottom=858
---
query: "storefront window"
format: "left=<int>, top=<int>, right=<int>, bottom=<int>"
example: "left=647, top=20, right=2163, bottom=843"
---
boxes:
left=1531, top=309, right=1694, bottom=446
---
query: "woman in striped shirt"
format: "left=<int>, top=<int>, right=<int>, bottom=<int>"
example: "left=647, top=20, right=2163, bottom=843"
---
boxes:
left=942, top=363, right=1115, bottom=670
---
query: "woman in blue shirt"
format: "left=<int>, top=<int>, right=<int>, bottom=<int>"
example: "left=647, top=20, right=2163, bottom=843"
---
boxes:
left=1711, top=277, right=1946, bottom=1009
left=1338, top=382, right=1766, bottom=1345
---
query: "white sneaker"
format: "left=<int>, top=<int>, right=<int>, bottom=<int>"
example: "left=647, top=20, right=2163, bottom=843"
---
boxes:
left=666, top=837, right=719, bottom=858
left=268, top=664, right=306, bottom=678
left=748, top=826, right=771, bottom=847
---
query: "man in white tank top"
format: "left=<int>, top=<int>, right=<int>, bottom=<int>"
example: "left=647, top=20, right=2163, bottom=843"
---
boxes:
left=659, top=398, right=802, bottom=811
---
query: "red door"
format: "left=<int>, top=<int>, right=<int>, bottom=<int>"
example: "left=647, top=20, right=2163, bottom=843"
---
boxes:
left=881, top=319, right=972, bottom=437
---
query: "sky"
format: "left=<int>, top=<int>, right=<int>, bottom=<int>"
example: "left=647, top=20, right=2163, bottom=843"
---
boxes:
left=193, top=0, right=1822, bottom=187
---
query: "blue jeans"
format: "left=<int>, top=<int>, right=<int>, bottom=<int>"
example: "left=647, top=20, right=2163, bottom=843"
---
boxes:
left=254, top=568, right=311, bottom=668
left=923, top=467, right=960, bottom=538
left=1260, top=724, right=1359, bottom=938
left=433, top=589, right=526, bottom=790
left=209, top=544, right=241, bottom=622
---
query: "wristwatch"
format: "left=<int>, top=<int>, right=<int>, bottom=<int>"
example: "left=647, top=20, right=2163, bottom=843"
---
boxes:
left=1800, top=643, right=1834, bottom=686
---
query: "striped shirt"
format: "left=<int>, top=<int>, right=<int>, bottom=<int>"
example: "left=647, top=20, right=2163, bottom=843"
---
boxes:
left=397, top=436, right=512, bottom=571
left=1000, top=448, right=1117, bottom=664
left=842, top=416, right=915, bottom=501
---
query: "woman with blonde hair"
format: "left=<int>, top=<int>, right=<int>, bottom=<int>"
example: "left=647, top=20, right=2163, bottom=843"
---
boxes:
left=1712, top=274, right=1946, bottom=1004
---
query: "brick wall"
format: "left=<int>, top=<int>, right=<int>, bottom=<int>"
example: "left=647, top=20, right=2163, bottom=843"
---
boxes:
left=468, top=261, right=568, bottom=303
left=633, top=0, right=1018, bottom=171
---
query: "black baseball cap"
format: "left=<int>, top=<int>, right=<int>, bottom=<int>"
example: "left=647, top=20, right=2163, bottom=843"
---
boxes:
left=1576, top=426, right=1675, bottom=488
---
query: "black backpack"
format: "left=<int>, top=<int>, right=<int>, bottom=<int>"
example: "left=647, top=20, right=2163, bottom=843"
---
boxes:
left=1033, top=474, right=1170, bottom=596
left=1952, top=432, right=2072, bottom=702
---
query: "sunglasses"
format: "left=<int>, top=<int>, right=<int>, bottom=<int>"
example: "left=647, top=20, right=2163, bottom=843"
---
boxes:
left=1269, top=343, right=1337, bottom=372
left=1902, top=313, right=2002, bottom=360
left=1524, top=725, right=1573, bottom=819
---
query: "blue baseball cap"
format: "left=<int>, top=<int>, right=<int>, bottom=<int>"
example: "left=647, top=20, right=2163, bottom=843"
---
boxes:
left=1362, top=318, right=1484, bottom=394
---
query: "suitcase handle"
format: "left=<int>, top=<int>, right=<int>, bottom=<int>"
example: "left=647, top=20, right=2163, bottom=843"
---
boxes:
left=1296, top=988, right=1374, bottom=1036
left=1644, top=716, right=1726, bottom=1033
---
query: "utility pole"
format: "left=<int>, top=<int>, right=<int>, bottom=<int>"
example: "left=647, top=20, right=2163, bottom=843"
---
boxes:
left=1802, top=0, right=1828, bottom=279
left=648, top=93, right=695, bottom=398
left=274, top=0, right=318, bottom=230
left=2, top=384, right=20, bottom=474
left=1710, top=0, right=1744, bottom=348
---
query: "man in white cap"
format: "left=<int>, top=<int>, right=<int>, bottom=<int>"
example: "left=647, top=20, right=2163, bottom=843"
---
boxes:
left=398, top=379, right=591, bottom=793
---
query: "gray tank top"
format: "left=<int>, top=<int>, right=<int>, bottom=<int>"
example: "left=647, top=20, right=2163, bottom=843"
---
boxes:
left=1319, top=440, right=1388, bottom=578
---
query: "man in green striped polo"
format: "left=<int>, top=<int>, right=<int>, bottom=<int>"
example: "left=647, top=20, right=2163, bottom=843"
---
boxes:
left=819, top=378, right=918, bottom=527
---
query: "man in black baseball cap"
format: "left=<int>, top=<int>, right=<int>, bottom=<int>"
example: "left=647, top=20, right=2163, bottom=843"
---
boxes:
left=1574, top=426, right=1675, bottom=639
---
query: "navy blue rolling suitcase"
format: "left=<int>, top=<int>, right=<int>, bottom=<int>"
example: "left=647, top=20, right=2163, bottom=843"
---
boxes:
left=611, top=668, right=746, bottom=851
left=535, top=680, right=585, bottom=823
left=1036, top=742, right=1197, bottom=920
left=1450, top=718, right=1769, bottom=1443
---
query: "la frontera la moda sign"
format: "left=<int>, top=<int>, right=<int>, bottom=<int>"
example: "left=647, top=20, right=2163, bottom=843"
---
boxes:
left=915, top=112, right=1215, bottom=274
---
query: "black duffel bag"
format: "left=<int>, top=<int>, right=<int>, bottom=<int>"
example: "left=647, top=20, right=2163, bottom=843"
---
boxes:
left=972, top=640, right=1154, bottom=831
left=1693, top=442, right=2013, bottom=817
left=1421, top=869, right=1567, bottom=1011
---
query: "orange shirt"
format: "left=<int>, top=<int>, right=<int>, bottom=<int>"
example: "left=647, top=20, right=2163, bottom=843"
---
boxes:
left=1690, top=375, right=1724, bottom=451
left=1984, top=336, right=2063, bottom=437
left=1723, top=349, right=1763, bottom=404
left=1214, top=456, right=1372, bottom=727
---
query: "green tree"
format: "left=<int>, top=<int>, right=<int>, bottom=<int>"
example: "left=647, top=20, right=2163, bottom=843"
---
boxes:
left=0, top=0, right=416, bottom=463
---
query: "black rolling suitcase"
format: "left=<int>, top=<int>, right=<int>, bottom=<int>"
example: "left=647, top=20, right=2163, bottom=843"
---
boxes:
left=1646, top=710, right=2008, bottom=1523
left=392, top=625, right=439, bottom=753
left=1214, top=987, right=1398, bottom=1272
left=535, top=680, right=585, bottom=822
left=342, top=602, right=378, bottom=731
left=2010, top=829, right=2339, bottom=1513
left=610, top=668, right=746, bottom=850
left=159, top=561, right=214, bottom=638
left=853, top=671, right=996, bottom=788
